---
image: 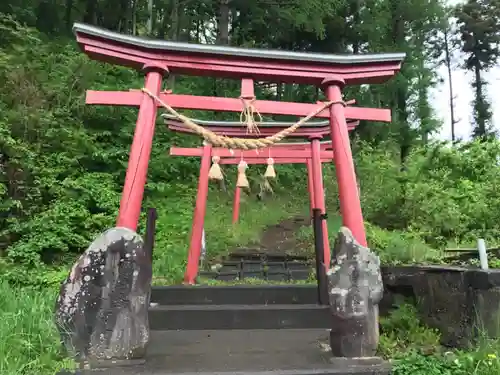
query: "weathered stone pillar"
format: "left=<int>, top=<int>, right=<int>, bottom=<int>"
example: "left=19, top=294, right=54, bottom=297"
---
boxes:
left=327, top=227, right=383, bottom=357
left=55, top=227, right=152, bottom=367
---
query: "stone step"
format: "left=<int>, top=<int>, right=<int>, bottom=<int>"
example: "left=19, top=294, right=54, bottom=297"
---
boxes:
left=74, top=366, right=389, bottom=375
left=66, top=330, right=390, bottom=375
left=200, top=252, right=314, bottom=282
left=199, top=269, right=312, bottom=282
left=151, top=285, right=320, bottom=306
left=149, top=303, right=331, bottom=330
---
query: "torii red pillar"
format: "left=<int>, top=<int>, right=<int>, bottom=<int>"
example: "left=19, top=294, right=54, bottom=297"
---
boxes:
left=184, top=143, right=212, bottom=284
left=323, top=76, right=367, bottom=247
left=310, top=138, right=331, bottom=268
left=306, top=159, right=315, bottom=218
left=232, top=186, right=242, bottom=225
left=116, top=63, right=168, bottom=230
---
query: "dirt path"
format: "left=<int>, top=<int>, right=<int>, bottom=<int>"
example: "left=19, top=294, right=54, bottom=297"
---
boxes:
left=203, top=216, right=314, bottom=281
left=225, top=215, right=313, bottom=259
left=259, top=216, right=311, bottom=253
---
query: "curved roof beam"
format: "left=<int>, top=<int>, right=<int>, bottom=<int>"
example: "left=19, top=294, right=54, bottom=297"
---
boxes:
left=73, top=23, right=405, bottom=85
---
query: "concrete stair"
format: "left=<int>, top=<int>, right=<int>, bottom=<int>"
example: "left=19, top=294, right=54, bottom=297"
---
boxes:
left=67, top=285, right=390, bottom=374
left=133, top=285, right=390, bottom=375
left=73, top=329, right=390, bottom=375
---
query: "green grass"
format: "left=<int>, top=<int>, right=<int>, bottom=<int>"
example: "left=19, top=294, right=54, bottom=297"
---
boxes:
left=149, top=188, right=307, bottom=283
left=294, top=215, right=447, bottom=266
left=0, top=281, right=75, bottom=375
left=365, top=223, right=445, bottom=265
left=295, top=214, right=342, bottom=253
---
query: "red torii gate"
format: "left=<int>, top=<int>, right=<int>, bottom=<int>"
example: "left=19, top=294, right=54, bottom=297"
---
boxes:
left=72, top=22, right=404, bottom=284
left=220, top=155, right=333, bottom=225
left=218, top=157, right=334, bottom=222
left=170, top=140, right=335, bottom=276
left=166, top=114, right=359, bottom=282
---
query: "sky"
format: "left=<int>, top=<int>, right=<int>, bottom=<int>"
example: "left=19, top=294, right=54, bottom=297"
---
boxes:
left=432, top=0, right=500, bottom=141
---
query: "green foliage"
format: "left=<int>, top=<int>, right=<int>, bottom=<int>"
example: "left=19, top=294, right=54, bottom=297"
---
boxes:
left=401, top=140, right=500, bottom=245
left=365, top=223, right=442, bottom=264
left=380, top=301, right=500, bottom=375
left=379, top=302, right=442, bottom=357
left=346, top=139, right=500, bottom=249
left=2, top=11, right=500, bottom=279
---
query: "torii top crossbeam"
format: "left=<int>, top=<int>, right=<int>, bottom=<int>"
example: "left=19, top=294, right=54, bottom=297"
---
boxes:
left=73, top=23, right=405, bottom=85
left=75, top=23, right=403, bottom=123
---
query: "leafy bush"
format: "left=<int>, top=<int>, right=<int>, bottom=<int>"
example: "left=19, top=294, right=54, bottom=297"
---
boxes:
left=352, top=139, right=500, bottom=250
left=366, top=223, right=443, bottom=264
left=401, top=140, right=500, bottom=245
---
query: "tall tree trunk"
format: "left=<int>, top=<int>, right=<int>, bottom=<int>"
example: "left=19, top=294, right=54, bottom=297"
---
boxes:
left=146, top=0, right=154, bottom=34
left=473, top=59, right=486, bottom=137
left=196, top=13, right=201, bottom=43
left=168, top=0, right=180, bottom=41
left=65, top=0, right=73, bottom=31
left=213, top=0, right=230, bottom=113
left=83, top=0, right=98, bottom=25
left=350, top=0, right=362, bottom=53
left=117, top=0, right=129, bottom=32
left=131, top=0, right=137, bottom=35
left=443, top=28, right=457, bottom=141
left=158, top=5, right=167, bottom=38
left=389, top=0, right=410, bottom=166
left=216, top=0, right=230, bottom=45
left=167, top=0, right=180, bottom=90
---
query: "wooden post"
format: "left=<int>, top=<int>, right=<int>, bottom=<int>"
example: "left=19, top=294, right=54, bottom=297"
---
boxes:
left=184, top=143, right=212, bottom=284
left=323, top=76, right=367, bottom=247
left=116, top=63, right=168, bottom=231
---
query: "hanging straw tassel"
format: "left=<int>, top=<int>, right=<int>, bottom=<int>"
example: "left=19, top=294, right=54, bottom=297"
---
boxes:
left=208, top=156, right=224, bottom=180
left=264, top=157, right=276, bottom=178
left=236, top=160, right=249, bottom=188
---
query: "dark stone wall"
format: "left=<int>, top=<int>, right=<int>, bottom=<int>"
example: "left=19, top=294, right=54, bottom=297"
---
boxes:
left=380, top=266, right=500, bottom=348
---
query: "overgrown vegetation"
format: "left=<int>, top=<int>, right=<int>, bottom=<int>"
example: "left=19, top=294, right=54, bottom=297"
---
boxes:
left=2, top=0, right=500, bottom=373
left=0, top=281, right=73, bottom=374
left=380, top=301, right=500, bottom=375
left=2, top=3, right=500, bottom=281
